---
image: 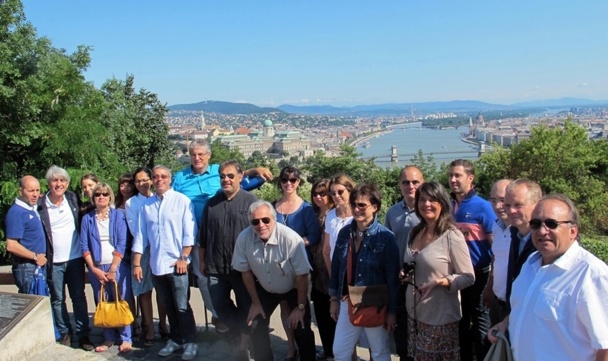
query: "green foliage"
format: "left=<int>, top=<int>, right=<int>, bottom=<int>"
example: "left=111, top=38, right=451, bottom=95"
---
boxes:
left=580, top=238, right=608, bottom=264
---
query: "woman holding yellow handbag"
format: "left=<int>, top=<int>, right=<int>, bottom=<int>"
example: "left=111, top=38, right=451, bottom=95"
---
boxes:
left=80, top=182, right=133, bottom=353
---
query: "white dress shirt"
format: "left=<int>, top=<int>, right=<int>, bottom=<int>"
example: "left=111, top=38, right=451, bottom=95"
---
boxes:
left=491, top=220, right=511, bottom=300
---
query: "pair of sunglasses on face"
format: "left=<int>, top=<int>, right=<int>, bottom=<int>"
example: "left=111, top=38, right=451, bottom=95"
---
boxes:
left=529, top=218, right=573, bottom=230
left=251, top=217, right=272, bottom=226
left=280, top=178, right=298, bottom=184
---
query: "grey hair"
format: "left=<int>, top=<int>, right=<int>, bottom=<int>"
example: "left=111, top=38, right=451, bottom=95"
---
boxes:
left=538, top=193, right=580, bottom=228
left=152, top=165, right=172, bottom=178
left=248, top=200, right=277, bottom=220
left=45, top=165, right=70, bottom=184
left=189, top=139, right=211, bottom=153
left=506, top=179, right=542, bottom=204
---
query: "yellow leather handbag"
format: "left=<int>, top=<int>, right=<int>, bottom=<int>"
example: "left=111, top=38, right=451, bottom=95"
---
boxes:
left=93, top=282, right=134, bottom=328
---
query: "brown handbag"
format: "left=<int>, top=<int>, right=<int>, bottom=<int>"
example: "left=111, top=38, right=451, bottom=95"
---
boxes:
left=93, top=282, right=134, bottom=328
left=346, top=236, right=388, bottom=327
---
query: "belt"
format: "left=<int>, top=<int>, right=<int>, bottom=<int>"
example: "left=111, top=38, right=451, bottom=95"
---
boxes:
left=495, top=296, right=507, bottom=307
left=475, top=265, right=491, bottom=273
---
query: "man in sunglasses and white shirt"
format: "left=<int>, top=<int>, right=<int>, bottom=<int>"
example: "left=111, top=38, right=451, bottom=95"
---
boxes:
left=232, top=200, right=316, bottom=361
left=489, top=194, right=608, bottom=360
left=198, top=160, right=258, bottom=361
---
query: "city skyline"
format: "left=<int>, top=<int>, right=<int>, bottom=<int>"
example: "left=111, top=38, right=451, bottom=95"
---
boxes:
left=21, top=0, right=608, bottom=107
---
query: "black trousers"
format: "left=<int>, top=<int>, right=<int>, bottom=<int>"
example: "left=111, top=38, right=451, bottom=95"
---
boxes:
left=459, top=267, right=491, bottom=361
left=252, top=285, right=316, bottom=361
left=311, top=287, right=336, bottom=358
left=394, top=282, right=409, bottom=359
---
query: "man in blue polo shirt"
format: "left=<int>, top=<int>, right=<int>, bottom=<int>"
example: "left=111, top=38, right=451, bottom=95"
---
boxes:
left=172, top=139, right=272, bottom=331
left=449, top=159, right=496, bottom=361
left=6, top=175, right=47, bottom=293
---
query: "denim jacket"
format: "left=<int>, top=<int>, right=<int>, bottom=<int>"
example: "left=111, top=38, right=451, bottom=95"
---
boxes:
left=329, top=217, right=400, bottom=314
left=80, top=208, right=128, bottom=266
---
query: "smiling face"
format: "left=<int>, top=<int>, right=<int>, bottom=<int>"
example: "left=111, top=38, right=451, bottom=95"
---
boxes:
left=92, top=186, right=112, bottom=209
left=531, top=199, right=577, bottom=265
left=449, top=165, right=474, bottom=196
left=134, top=171, right=152, bottom=196
left=152, top=168, right=172, bottom=196
left=49, top=176, right=69, bottom=200
left=417, top=191, right=442, bottom=224
left=351, top=195, right=377, bottom=226
left=19, top=176, right=41, bottom=206
left=220, top=164, right=242, bottom=198
left=280, top=172, right=300, bottom=196
left=189, top=146, right=212, bottom=174
left=81, top=178, right=98, bottom=199
left=505, top=184, right=537, bottom=234
left=490, top=179, right=511, bottom=223
left=312, top=185, right=330, bottom=210
left=119, top=181, right=134, bottom=199
left=250, top=204, right=276, bottom=241
left=330, top=183, right=350, bottom=207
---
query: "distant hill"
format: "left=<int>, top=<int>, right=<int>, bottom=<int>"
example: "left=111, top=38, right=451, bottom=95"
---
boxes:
left=278, top=100, right=516, bottom=115
left=168, top=100, right=284, bottom=115
left=512, top=97, right=608, bottom=108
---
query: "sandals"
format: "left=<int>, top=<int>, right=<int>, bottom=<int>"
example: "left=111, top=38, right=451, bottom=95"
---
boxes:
left=94, top=341, right=114, bottom=353
left=119, top=341, right=133, bottom=353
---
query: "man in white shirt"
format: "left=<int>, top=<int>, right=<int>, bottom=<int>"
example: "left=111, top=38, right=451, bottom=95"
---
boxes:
left=37, top=166, right=93, bottom=350
left=489, top=194, right=608, bottom=360
left=132, top=165, right=198, bottom=360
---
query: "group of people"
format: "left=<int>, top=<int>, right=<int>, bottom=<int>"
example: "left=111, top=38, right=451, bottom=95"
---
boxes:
left=5, top=143, right=608, bottom=361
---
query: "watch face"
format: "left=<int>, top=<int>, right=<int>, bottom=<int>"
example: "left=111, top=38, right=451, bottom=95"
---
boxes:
left=298, top=303, right=305, bottom=310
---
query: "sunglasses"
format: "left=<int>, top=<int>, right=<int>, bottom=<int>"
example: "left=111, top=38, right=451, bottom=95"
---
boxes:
left=529, top=218, right=573, bottom=230
left=401, top=180, right=421, bottom=186
left=351, top=202, right=371, bottom=210
left=94, top=192, right=110, bottom=198
left=281, top=178, right=298, bottom=184
left=220, top=174, right=236, bottom=180
left=312, top=191, right=328, bottom=197
left=330, top=189, right=346, bottom=197
left=251, top=217, right=272, bottom=226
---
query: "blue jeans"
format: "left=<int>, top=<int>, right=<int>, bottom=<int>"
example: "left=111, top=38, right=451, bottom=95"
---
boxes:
left=49, top=257, right=90, bottom=337
left=12, top=263, right=37, bottom=294
left=89, top=262, right=133, bottom=342
left=208, top=271, right=251, bottom=335
left=152, top=271, right=197, bottom=344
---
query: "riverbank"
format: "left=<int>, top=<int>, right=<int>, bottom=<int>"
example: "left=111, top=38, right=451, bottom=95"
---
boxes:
left=350, top=129, right=393, bottom=147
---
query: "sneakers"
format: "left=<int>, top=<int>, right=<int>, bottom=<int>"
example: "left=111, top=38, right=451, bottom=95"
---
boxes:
left=58, top=333, right=71, bottom=346
left=182, top=342, right=198, bottom=360
left=79, top=335, right=95, bottom=351
left=158, top=340, right=182, bottom=357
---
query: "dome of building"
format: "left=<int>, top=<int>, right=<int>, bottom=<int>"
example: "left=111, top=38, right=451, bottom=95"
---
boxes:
left=263, top=119, right=273, bottom=127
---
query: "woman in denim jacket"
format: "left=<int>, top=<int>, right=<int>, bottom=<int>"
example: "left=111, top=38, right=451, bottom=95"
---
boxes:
left=329, top=183, right=400, bottom=361
left=80, top=182, right=132, bottom=353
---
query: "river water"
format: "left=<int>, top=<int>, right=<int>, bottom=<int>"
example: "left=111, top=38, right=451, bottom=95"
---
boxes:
left=357, top=123, right=479, bottom=168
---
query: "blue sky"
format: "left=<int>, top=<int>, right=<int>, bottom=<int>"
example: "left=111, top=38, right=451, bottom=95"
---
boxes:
left=21, top=0, right=608, bottom=107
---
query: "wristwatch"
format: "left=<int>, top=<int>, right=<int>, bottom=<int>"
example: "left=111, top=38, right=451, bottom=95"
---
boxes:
left=297, top=303, right=305, bottom=310
left=179, top=255, right=189, bottom=261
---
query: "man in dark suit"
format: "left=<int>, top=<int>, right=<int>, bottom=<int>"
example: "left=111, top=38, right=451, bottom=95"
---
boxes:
left=38, top=165, right=93, bottom=350
left=503, top=179, right=542, bottom=311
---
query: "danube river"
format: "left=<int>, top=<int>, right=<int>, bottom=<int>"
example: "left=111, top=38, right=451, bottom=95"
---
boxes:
left=357, top=123, right=479, bottom=168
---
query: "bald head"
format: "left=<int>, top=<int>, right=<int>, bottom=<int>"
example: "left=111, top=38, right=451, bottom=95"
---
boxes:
left=18, top=175, right=41, bottom=206
left=399, top=165, right=424, bottom=208
left=490, top=179, right=511, bottom=224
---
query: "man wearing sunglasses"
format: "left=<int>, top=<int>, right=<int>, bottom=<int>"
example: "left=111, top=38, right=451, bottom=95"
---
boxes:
left=172, top=139, right=273, bottom=332
left=503, top=179, right=542, bottom=313
left=384, top=165, right=424, bottom=360
left=232, top=201, right=316, bottom=361
left=198, top=161, right=258, bottom=361
left=488, top=194, right=608, bottom=361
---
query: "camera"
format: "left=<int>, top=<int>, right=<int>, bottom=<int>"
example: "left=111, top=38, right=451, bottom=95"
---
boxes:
left=402, top=261, right=416, bottom=278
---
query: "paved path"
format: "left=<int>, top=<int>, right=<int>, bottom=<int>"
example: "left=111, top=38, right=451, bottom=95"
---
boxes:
left=0, top=275, right=398, bottom=360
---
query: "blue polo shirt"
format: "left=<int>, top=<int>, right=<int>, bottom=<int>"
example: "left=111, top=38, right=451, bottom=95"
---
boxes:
left=452, top=189, right=496, bottom=269
left=5, top=198, right=46, bottom=254
left=172, top=164, right=221, bottom=222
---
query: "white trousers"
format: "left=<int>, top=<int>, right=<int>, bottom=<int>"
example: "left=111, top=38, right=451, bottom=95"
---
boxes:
left=333, top=300, right=391, bottom=361
left=191, top=244, right=217, bottom=317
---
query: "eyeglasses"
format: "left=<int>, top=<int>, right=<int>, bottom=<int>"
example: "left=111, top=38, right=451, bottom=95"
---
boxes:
left=351, top=202, right=371, bottom=210
left=134, top=179, right=151, bottom=185
left=94, top=192, right=110, bottom=198
left=312, top=191, right=327, bottom=197
left=330, top=189, right=346, bottom=197
left=220, top=174, right=236, bottom=180
left=529, top=218, right=573, bottom=230
left=281, top=178, right=298, bottom=184
left=251, top=217, right=272, bottom=226
left=152, top=174, right=170, bottom=180
left=401, top=180, right=421, bottom=186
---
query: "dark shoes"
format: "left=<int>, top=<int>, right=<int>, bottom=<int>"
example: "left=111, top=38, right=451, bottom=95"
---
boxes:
left=79, top=336, right=95, bottom=351
left=58, top=333, right=71, bottom=346
left=212, top=316, right=230, bottom=333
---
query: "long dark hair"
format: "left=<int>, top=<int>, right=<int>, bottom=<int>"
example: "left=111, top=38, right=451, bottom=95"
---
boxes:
left=409, top=182, right=454, bottom=242
left=115, top=173, right=135, bottom=208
